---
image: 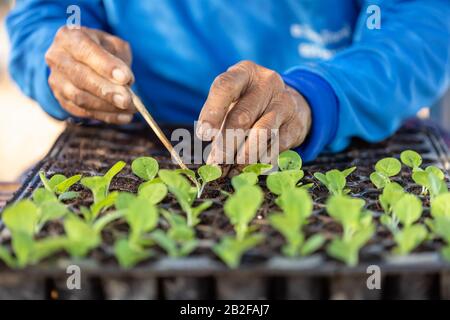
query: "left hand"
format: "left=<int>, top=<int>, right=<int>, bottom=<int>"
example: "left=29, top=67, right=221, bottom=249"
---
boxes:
left=196, top=60, right=311, bottom=172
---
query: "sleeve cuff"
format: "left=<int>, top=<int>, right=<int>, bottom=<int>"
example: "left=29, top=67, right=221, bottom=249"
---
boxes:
left=282, top=69, right=339, bottom=162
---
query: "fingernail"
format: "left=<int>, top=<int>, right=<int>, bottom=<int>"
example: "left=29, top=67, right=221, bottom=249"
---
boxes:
left=196, top=121, right=214, bottom=141
left=112, top=68, right=127, bottom=83
left=113, top=94, right=127, bottom=109
left=118, top=114, right=132, bottom=123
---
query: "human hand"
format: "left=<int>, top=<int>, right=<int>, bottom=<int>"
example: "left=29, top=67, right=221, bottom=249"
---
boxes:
left=196, top=60, right=311, bottom=171
left=45, top=26, right=136, bottom=124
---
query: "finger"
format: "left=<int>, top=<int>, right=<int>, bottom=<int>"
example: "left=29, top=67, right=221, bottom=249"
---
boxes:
left=206, top=87, right=269, bottom=166
left=95, top=30, right=133, bottom=66
left=49, top=71, right=135, bottom=114
left=90, top=110, right=134, bottom=125
left=57, top=27, right=133, bottom=85
left=278, top=114, right=307, bottom=151
left=56, top=94, right=133, bottom=125
left=233, top=93, right=293, bottom=170
left=197, top=61, right=253, bottom=141
left=50, top=51, right=133, bottom=110
left=53, top=91, right=91, bottom=118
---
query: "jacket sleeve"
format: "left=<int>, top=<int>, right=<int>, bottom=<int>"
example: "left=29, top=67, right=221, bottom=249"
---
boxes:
left=6, top=0, right=108, bottom=119
left=283, top=0, right=450, bottom=161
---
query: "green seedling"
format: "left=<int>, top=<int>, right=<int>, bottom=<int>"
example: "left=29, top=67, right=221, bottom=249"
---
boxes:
left=80, top=191, right=119, bottom=223
left=326, top=195, right=375, bottom=266
left=314, top=167, right=356, bottom=196
left=388, top=193, right=427, bottom=255
left=131, top=157, right=159, bottom=181
left=159, top=170, right=212, bottom=226
left=32, top=188, right=69, bottom=230
left=213, top=233, right=264, bottom=268
left=63, top=215, right=101, bottom=258
left=378, top=182, right=405, bottom=232
left=80, top=161, right=125, bottom=222
left=39, top=171, right=81, bottom=201
left=412, top=166, right=447, bottom=198
left=425, top=193, right=450, bottom=261
left=0, top=235, right=67, bottom=269
left=197, top=164, right=222, bottom=197
left=431, top=216, right=450, bottom=261
left=125, top=197, right=159, bottom=244
left=224, top=184, right=263, bottom=241
left=114, top=238, right=152, bottom=268
left=327, top=225, right=375, bottom=267
left=370, top=157, right=401, bottom=189
left=151, top=210, right=198, bottom=258
left=430, top=193, right=450, bottom=219
left=266, top=170, right=305, bottom=195
left=81, top=161, right=126, bottom=203
left=138, top=181, right=168, bottom=205
left=277, top=150, right=302, bottom=171
left=243, top=163, right=273, bottom=176
left=266, top=151, right=308, bottom=195
left=269, top=189, right=325, bottom=257
left=231, top=172, right=258, bottom=191
left=400, top=150, right=422, bottom=171
left=1, top=200, right=67, bottom=267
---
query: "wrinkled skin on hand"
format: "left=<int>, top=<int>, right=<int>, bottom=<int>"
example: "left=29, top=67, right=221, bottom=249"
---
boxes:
left=46, top=26, right=136, bottom=124
left=196, top=60, right=311, bottom=175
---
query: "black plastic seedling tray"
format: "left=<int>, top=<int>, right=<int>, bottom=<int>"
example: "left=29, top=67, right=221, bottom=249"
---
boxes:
left=1, top=121, right=449, bottom=300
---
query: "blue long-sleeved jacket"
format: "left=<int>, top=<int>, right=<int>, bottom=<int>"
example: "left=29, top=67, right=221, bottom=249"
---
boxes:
left=6, top=0, right=450, bottom=161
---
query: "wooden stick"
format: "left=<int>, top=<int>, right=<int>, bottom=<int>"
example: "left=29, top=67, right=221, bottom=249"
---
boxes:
left=130, top=90, right=188, bottom=170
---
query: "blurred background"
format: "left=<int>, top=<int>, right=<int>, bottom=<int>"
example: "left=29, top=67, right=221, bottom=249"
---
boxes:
left=0, top=0, right=448, bottom=183
left=0, top=0, right=64, bottom=182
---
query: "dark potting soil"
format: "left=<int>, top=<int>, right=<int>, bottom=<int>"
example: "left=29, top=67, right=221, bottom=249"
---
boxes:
left=2, top=122, right=450, bottom=268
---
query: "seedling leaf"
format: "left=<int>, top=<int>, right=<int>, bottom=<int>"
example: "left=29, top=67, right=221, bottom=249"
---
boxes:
left=231, top=172, right=258, bottom=191
left=243, top=163, right=272, bottom=176
left=131, top=157, right=158, bottom=181
left=138, top=182, right=168, bottom=204
left=400, top=150, right=422, bottom=169
left=114, top=238, right=152, bottom=268
left=278, top=150, right=302, bottom=171
left=392, top=194, right=422, bottom=227
left=224, top=185, right=263, bottom=240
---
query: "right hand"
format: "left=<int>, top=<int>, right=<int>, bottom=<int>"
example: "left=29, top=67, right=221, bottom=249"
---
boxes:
left=45, top=26, right=136, bottom=124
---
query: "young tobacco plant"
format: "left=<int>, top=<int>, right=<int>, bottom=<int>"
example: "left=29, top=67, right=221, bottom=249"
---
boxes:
left=266, top=151, right=307, bottom=195
left=426, top=193, right=450, bottom=261
left=39, top=171, right=82, bottom=201
left=32, top=188, right=69, bottom=230
left=63, top=215, right=102, bottom=258
left=390, top=193, right=427, bottom=255
left=112, top=193, right=159, bottom=268
left=0, top=200, right=67, bottom=267
left=370, top=157, right=401, bottom=189
left=159, top=169, right=212, bottom=226
left=213, top=233, right=264, bottom=269
left=313, top=167, right=356, bottom=196
left=80, top=161, right=126, bottom=222
left=224, top=184, right=263, bottom=241
left=400, top=150, right=422, bottom=171
left=117, top=193, right=160, bottom=244
left=326, top=195, right=375, bottom=266
left=114, top=238, right=152, bottom=268
left=197, top=164, right=222, bottom=197
left=151, top=209, right=198, bottom=258
left=213, top=184, right=265, bottom=268
left=269, top=188, right=325, bottom=257
left=412, top=165, right=447, bottom=199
